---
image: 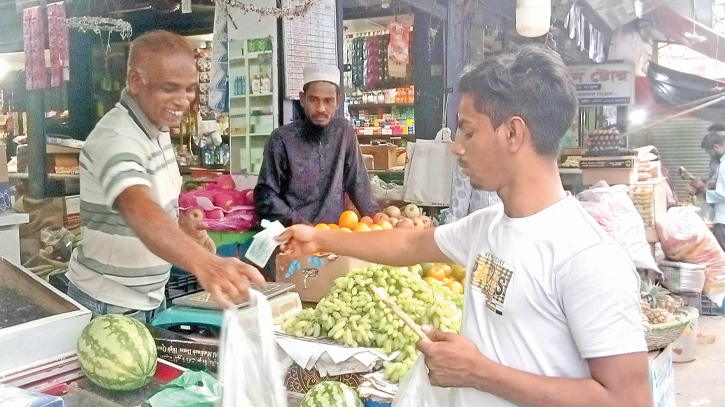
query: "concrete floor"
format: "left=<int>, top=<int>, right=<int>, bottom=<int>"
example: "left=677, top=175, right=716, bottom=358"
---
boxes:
left=673, top=315, right=725, bottom=406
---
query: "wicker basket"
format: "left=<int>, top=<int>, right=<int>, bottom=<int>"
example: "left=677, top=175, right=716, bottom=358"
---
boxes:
left=645, top=311, right=691, bottom=351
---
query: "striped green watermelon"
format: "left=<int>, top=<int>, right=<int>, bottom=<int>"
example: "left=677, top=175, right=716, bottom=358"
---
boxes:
left=300, top=381, right=364, bottom=407
left=77, top=314, right=157, bottom=391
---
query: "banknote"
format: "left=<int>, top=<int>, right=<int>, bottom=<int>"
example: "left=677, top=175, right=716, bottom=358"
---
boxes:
left=245, top=220, right=287, bottom=268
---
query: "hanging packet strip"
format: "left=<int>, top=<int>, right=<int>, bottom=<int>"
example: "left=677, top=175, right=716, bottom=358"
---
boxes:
left=245, top=220, right=288, bottom=268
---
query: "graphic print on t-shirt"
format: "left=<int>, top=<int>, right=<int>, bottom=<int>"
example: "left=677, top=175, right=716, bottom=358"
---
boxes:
left=472, top=253, right=513, bottom=315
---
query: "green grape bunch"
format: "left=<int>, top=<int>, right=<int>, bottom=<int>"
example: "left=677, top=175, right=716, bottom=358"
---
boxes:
left=281, top=264, right=463, bottom=383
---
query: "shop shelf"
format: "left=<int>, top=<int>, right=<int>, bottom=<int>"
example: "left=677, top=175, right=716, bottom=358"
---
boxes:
left=249, top=92, right=274, bottom=97
left=246, top=50, right=273, bottom=59
left=348, top=102, right=414, bottom=110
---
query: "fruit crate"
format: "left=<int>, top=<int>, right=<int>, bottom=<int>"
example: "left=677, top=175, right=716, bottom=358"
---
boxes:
left=165, top=267, right=202, bottom=301
left=701, top=295, right=725, bottom=316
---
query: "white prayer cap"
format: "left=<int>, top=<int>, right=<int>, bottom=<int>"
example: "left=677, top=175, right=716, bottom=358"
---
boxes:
left=303, top=64, right=340, bottom=87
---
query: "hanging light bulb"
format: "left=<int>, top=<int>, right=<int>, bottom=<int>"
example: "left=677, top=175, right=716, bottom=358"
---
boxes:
left=516, top=0, right=551, bottom=38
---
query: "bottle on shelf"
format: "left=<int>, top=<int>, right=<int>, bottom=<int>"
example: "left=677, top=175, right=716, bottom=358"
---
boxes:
left=252, top=76, right=261, bottom=94
left=240, top=76, right=247, bottom=95
left=261, top=74, right=271, bottom=93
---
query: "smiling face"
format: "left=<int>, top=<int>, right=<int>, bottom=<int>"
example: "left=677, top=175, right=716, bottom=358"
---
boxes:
left=452, top=94, right=511, bottom=192
left=299, top=81, right=340, bottom=127
left=127, top=51, right=198, bottom=129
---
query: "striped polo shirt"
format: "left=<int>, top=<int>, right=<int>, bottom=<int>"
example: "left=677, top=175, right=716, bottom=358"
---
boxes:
left=68, top=89, right=182, bottom=311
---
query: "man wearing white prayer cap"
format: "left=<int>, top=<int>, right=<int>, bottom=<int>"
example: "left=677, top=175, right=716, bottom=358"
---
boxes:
left=254, top=64, right=379, bottom=262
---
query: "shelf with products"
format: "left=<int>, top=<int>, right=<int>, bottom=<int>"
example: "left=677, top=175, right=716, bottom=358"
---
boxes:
left=348, top=103, right=414, bottom=110
left=228, top=36, right=278, bottom=175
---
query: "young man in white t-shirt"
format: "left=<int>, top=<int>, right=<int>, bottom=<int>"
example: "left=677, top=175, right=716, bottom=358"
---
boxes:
left=278, top=45, right=650, bottom=407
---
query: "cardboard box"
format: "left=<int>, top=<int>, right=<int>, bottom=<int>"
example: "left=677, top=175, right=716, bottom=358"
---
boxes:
left=580, top=156, right=638, bottom=185
left=630, top=178, right=668, bottom=243
left=148, top=325, right=220, bottom=373
left=649, top=344, right=675, bottom=407
left=360, top=144, right=397, bottom=170
left=284, top=362, right=366, bottom=394
left=63, top=195, right=81, bottom=229
left=47, top=153, right=79, bottom=174
left=276, top=253, right=370, bottom=302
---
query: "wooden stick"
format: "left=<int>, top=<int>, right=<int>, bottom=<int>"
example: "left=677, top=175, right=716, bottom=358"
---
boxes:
left=369, top=286, right=428, bottom=341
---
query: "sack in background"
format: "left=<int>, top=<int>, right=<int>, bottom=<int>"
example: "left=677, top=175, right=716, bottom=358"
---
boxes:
left=578, top=185, right=660, bottom=271
left=656, top=207, right=725, bottom=306
left=404, top=128, right=455, bottom=205
left=218, top=290, right=287, bottom=407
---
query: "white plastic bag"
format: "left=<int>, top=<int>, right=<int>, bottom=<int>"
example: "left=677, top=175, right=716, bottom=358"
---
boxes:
left=577, top=185, right=660, bottom=272
left=219, top=290, right=288, bottom=407
left=404, top=128, right=455, bottom=205
left=391, top=356, right=451, bottom=407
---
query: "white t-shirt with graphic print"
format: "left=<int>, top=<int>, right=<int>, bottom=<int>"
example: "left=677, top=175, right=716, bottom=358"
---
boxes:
left=434, top=195, right=646, bottom=407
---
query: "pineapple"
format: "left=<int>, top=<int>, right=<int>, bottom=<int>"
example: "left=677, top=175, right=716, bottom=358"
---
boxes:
left=661, top=295, right=683, bottom=314
left=640, top=279, right=674, bottom=325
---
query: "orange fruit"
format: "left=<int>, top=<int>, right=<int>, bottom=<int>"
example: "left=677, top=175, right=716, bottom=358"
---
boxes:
left=353, top=223, right=371, bottom=232
left=427, top=266, right=445, bottom=281
left=451, top=264, right=466, bottom=281
left=423, top=276, right=438, bottom=286
left=339, top=211, right=359, bottom=229
left=438, top=264, right=452, bottom=278
left=369, top=224, right=383, bottom=231
left=315, top=223, right=331, bottom=230
left=328, top=224, right=340, bottom=229
left=379, top=220, right=393, bottom=230
left=360, top=216, right=374, bottom=225
left=339, top=227, right=352, bottom=232
left=446, top=281, right=464, bottom=295
left=442, top=278, right=452, bottom=285
left=460, top=278, right=465, bottom=290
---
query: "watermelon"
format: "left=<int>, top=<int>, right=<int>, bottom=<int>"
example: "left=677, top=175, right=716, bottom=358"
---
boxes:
left=300, top=381, right=364, bottom=407
left=77, top=314, right=157, bottom=391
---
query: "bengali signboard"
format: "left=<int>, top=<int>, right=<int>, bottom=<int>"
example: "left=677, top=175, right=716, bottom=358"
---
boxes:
left=569, top=63, right=634, bottom=106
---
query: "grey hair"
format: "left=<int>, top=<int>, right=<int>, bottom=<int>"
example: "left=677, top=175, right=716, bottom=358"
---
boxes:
left=458, top=45, right=578, bottom=156
left=701, top=131, right=725, bottom=150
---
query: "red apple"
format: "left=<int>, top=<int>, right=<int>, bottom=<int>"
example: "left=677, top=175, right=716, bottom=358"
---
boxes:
left=217, top=174, right=236, bottom=190
left=206, top=183, right=218, bottom=190
left=372, top=212, right=389, bottom=224
left=178, top=193, right=196, bottom=208
left=245, top=189, right=254, bottom=206
left=396, top=218, right=414, bottom=229
left=186, top=207, right=205, bottom=222
left=214, top=193, right=234, bottom=211
left=205, top=208, right=225, bottom=219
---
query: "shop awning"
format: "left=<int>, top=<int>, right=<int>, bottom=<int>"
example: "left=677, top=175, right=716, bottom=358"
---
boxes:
left=652, top=5, right=725, bottom=64
left=642, top=62, right=725, bottom=122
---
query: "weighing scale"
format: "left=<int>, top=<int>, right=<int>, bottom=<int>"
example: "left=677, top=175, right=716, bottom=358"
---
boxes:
left=150, top=282, right=303, bottom=336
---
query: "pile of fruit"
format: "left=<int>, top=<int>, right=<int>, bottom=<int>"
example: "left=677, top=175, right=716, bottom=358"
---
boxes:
left=640, top=279, right=684, bottom=327
left=420, top=262, right=466, bottom=294
left=281, top=264, right=463, bottom=383
left=179, top=174, right=254, bottom=221
left=316, top=204, right=432, bottom=232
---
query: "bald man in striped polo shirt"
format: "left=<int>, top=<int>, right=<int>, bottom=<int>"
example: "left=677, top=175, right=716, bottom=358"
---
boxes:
left=66, top=31, right=264, bottom=322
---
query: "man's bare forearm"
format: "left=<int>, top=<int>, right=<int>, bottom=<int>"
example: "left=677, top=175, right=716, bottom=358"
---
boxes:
left=116, top=186, right=211, bottom=274
left=467, top=354, right=651, bottom=407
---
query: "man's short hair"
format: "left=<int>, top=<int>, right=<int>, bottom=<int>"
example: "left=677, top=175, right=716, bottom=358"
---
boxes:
left=458, top=45, right=578, bottom=157
left=127, top=30, right=194, bottom=75
left=701, top=130, right=725, bottom=149
left=708, top=124, right=725, bottom=133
